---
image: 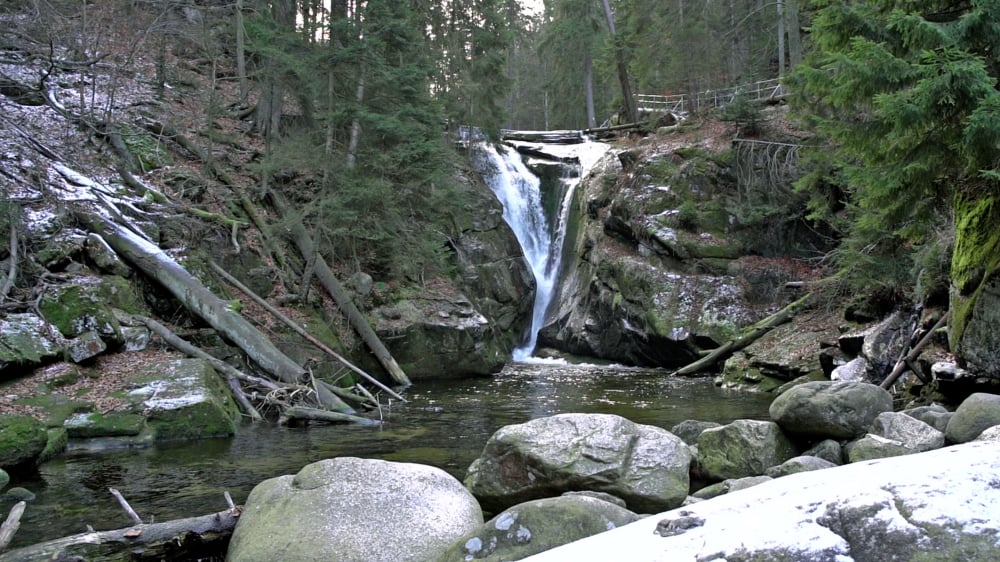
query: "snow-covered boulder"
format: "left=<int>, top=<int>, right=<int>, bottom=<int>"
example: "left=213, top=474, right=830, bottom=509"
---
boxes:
left=228, top=458, right=482, bottom=562
left=523, top=441, right=1000, bottom=561
left=465, top=413, right=691, bottom=514
left=769, top=381, right=892, bottom=440
left=0, top=313, right=65, bottom=376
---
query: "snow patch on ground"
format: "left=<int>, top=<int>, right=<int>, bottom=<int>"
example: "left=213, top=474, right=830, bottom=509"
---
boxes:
left=525, top=441, right=1000, bottom=561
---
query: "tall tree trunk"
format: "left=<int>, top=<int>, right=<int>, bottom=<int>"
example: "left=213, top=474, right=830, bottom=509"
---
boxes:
left=346, top=73, right=365, bottom=171
left=254, top=0, right=295, bottom=138
left=786, top=0, right=803, bottom=69
left=600, top=0, right=637, bottom=123
left=236, top=0, right=247, bottom=102
left=777, top=0, right=786, bottom=77
left=584, top=52, right=596, bottom=129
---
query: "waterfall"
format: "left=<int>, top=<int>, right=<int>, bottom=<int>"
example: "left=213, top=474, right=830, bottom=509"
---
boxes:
left=476, top=140, right=606, bottom=361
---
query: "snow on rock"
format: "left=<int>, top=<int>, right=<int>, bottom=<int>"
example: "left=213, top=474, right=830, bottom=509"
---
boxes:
left=524, top=441, right=1000, bottom=561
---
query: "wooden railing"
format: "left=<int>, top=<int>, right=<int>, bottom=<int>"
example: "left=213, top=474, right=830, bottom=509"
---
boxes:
left=636, top=78, right=786, bottom=115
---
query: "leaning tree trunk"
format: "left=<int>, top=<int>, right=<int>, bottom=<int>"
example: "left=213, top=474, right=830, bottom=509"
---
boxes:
left=73, top=211, right=315, bottom=386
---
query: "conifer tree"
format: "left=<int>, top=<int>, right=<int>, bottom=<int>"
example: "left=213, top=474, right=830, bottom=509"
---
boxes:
left=791, top=0, right=1000, bottom=369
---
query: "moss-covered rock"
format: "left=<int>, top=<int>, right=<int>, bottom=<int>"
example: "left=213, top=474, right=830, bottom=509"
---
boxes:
left=37, top=275, right=142, bottom=344
left=38, top=427, right=68, bottom=464
left=64, top=412, right=146, bottom=438
left=0, top=314, right=65, bottom=376
left=950, top=192, right=1000, bottom=378
left=0, top=415, right=48, bottom=469
left=696, top=420, right=797, bottom=481
left=125, top=358, right=239, bottom=442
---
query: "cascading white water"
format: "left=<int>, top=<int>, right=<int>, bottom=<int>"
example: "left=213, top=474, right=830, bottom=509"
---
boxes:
left=476, top=141, right=606, bottom=361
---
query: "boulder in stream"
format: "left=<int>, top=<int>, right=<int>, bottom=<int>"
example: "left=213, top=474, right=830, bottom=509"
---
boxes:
left=945, top=392, right=1000, bottom=443
left=465, top=413, right=691, bottom=514
left=0, top=414, right=48, bottom=470
left=768, top=381, right=893, bottom=440
left=228, top=457, right=483, bottom=562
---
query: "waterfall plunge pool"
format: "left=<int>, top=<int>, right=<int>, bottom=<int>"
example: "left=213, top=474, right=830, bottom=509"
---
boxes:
left=7, top=362, right=772, bottom=548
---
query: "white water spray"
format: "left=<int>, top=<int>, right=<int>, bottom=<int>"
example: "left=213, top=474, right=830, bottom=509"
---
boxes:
left=476, top=141, right=608, bottom=361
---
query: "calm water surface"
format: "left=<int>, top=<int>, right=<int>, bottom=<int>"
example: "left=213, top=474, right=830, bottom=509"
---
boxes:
left=8, top=362, right=773, bottom=547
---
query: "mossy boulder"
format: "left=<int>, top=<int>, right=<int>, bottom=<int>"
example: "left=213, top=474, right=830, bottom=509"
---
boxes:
left=0, top=314, right=65, bottom=376
left=37, top=275, right=142, bottom=344
left=125, top=358, right=239, bottom=442
left=64, top=412, right=146, bottom=438
left=0, top=415, right=48, bottom=469
left=38, top=428, right=68, bottom=464
left=437, top=495, right=640, bottom=562
left=696, top=420, right=797, bottom=481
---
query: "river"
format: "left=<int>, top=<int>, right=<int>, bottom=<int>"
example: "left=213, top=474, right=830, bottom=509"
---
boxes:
left=7, top=361, right=772, bottom=548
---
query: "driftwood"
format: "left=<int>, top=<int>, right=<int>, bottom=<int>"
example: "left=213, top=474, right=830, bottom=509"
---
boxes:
left=109, top=488, right=142, bottom=526
left=671, top=293, right=813, bottom=376
left=280, top=406, right=381, bottom=426
left=0, top=502, right=25, bottom=552
left=270, top=193, right=411, bottom=387
left=500, top=129, right=585, bottom=144
left=880, top=314, right=947, bottom=389
left=208, top=260, right=406, bottom=402
left=0, top=508, right=239, bottom=561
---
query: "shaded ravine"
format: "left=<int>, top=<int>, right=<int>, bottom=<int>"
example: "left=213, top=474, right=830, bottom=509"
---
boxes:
left=6, top=363, right=772, bottom=548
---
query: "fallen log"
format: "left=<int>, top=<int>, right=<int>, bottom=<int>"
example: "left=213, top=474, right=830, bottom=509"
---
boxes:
left=280, top=406, right=382, bottom=426
left=208, top=260, right=407, bottom=402
left=0, top=508, right=239, bottom=562
left=879, top=314, right=947, bottom=390
left=0, top=502, right=25, bottom=552
left=270, top=193, right=411, bottom=387
left=671, top=293, right=813, bottom=377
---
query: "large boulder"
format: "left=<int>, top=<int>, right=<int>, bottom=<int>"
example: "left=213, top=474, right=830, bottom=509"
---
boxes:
left=902, top=404, right=953, bottom=433
left=464, top=413, right=691, bottom=514
left=765, top=456, right=838, bottom=478
left=769, top=381, right=893, bottom=440
left=0, top=314, right=65, bottom=377
left=945, top=392, right=1000, bottom=443
left=36, top=274, right=142, bottom=345
left=844, top=434, right=914, bottom=463
left=125, top=358, right=238, bottom=441
left=696, top=419, right=797, bottom=481
left=870, top=411, right=944, bottom=453
left=526, top=441, right=1000, bottom=562
left=228, top=458, right=482, bottom=562
left=436, top=494, right=639, bottom=561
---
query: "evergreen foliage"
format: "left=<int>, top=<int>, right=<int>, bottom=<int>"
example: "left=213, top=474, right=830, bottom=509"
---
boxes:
left=790, top=0, right=1000, bottom=297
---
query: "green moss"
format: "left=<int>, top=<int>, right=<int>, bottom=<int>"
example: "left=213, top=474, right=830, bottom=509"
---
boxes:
left=38, top=428, right=68, bottom=463
left=64, top=412, right=146, bottom=438
left=950, top=192, right=1000, bottom=347
left=121, top=124, right=173, bottom=172
left=0, top=415, right=47, bottom=469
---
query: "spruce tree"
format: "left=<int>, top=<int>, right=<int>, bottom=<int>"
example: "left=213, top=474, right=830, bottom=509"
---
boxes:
left=791, top=0, right=1000, bottom=369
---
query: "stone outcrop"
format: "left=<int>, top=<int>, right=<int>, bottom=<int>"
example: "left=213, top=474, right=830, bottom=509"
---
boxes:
left=525, top=442, right=1000, bottom=562
left=464, top=413, right=691, bottom=514
left=769, top=381, right=893, bottom=440
left=0, top=314, right=65, bottom=376
left=436, top=494, right=639, bottom=561
left=228, top=457, right=483, bottom=562
left=695, top=419, right=797, bottom=481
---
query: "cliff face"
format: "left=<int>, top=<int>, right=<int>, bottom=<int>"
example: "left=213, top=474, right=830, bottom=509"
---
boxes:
left=537, top=118, right=826, bottom=368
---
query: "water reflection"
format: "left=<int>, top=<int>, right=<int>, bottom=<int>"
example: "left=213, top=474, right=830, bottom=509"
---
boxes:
left=7, top=363, right=772, bottom=547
